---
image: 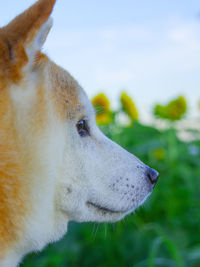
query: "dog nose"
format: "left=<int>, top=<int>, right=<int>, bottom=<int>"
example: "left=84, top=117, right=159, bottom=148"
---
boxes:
left=146, top=167, right=159, bottom=186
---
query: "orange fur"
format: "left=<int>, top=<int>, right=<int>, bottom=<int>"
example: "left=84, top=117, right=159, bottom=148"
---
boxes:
left=0, top=90, right=28, bottom=258
left=0, top=64, right=50, bottom=260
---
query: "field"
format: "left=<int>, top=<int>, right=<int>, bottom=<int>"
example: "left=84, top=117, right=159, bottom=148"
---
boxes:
left=22, top=118, right=200, bottom=267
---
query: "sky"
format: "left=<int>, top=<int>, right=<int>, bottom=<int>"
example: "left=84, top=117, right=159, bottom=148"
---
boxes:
left=1, top=0, right=200, bottom=122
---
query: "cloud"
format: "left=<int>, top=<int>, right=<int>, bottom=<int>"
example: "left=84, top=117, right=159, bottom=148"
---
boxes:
left=168, top=20, right=200, bottom=50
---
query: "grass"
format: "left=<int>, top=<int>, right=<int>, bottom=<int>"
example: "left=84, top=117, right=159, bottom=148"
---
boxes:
left=22, top=121, right=200, bottom=267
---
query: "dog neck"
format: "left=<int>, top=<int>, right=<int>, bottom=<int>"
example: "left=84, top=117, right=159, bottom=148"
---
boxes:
left=0, top=252, right=23, bottom=267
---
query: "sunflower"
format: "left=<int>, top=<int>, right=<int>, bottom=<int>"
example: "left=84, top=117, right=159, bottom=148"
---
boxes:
left=92, top=93, right=112, bottom=125
left=120, top=92, right=139, bottom=121
left=154, top=96, right=187, bottom=121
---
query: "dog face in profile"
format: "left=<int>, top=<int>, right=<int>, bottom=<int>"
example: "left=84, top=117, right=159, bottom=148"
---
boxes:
left=0, top=0, right=158, bottom=266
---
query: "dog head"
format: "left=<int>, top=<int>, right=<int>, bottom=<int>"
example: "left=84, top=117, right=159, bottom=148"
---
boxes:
left=0, top=0, right=158, bottom=259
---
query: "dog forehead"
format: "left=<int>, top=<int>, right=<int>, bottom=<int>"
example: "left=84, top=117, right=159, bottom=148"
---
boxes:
left=48, top=61, right=87, bottom=120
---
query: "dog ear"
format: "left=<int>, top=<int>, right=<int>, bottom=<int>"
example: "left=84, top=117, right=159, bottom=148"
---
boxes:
left=0, top=0, right=56, bottom=76
left=25, top=17, right=53, bottom=63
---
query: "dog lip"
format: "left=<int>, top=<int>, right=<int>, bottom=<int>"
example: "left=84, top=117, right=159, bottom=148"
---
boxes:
left=86, top=201, right=126, bottom=214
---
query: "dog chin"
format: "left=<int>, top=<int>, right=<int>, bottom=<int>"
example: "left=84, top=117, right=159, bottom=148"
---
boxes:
left=84, top=191, right=153, bottom=223
left=64, top=189, right=153, bottom=223
left=79, top=202, right=133, bottom=223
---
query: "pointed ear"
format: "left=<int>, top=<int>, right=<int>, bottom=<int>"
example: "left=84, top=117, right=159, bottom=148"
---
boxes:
left=2, top=0, right=56, bottom=66
left=25, top=17, right=53, bottom=63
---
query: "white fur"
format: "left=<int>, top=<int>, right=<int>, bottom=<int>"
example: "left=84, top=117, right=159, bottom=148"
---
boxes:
left=26, top=18, right=53, bottom=65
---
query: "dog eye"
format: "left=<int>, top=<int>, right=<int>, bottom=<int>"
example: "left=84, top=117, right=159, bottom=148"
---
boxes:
left=76, top=119, right=89, bottom=137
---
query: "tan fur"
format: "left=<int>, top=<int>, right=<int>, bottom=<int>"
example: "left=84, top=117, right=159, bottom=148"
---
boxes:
left=0, top=89, right=28, bottom=258
left=0, top=70, right=54, bottom=260
left=48, top=61, right=85, bottom=120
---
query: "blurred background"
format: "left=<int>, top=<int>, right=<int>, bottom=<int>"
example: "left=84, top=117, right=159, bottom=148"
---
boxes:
left=1, top=0, right=200, bottom=266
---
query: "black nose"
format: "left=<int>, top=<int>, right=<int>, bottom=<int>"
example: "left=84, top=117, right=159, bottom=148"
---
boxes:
left=147, top=167, right=159, bottom=186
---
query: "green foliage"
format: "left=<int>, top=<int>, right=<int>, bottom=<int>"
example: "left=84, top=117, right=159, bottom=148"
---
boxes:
left=22, top=119, right=200, bottom=267
left=154, top=96, right=187, bottom=121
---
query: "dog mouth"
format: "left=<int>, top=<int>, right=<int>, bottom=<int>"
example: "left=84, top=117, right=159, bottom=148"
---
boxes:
left=86, top=201, right=126, bottom=214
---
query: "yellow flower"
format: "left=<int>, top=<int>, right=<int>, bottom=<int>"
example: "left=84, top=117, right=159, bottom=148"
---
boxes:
left=154, top=148, right=165, bottom=160
left=120, top=92, right=139, bottom=121
left=92, top=93, right=110, bottom=113
left=92, top=93, right=112, bottom=125
left=96, top=113, right=112, bottom=125
left=154, top=96, right=187, bottom=121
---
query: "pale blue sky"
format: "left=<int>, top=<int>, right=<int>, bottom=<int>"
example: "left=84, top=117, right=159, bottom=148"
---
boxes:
left=1, top=0, right=200, bottom=121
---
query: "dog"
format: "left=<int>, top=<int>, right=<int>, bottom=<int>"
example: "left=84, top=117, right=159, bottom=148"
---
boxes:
left=0, top=0, right=159, bottom=266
